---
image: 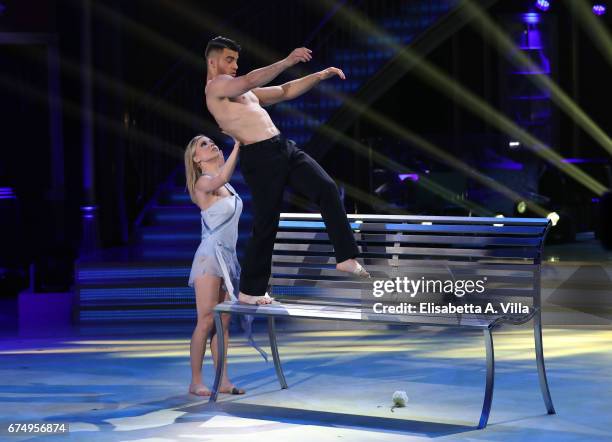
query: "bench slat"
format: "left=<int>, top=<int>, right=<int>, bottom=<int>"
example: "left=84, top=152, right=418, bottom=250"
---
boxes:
left=273, top=243, right=539, bottom=259
left=269, top=277, right=536, bottom=297
left=279, top=221, right=547, bottom=236
left=270, top=266, right=536, bottom=284
left=275, top=231, right=543, bottom=247
left=281, top=213, right=550, bottom=226
left=271, top=255, right=539, bottom=271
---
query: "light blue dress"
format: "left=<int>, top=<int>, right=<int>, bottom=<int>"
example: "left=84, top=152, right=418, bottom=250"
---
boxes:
left=188, top=179, right=267, bottom=360
left=188, top=181, right=242, bottom=300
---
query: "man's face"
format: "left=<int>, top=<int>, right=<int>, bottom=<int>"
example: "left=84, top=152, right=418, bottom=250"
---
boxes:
left=212, top=48, right=239, bottom=76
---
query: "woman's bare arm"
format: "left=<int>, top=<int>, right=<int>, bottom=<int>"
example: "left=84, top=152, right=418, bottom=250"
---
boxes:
left=196, top=140, right=240, bottom=193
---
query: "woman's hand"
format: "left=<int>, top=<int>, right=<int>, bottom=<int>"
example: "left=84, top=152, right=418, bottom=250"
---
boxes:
left=221, top=129, right=241, bottom=151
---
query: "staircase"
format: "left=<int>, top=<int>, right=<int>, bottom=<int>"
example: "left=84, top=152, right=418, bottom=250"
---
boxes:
left=271, top=0, right=460, bottom=150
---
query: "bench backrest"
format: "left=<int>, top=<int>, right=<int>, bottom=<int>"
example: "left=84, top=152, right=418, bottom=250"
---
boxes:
left=269, top=213, right=551, bottom=321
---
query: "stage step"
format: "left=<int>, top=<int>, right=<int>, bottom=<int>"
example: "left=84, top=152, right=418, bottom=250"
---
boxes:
left=134, top=227, right=252, bottom=245
left=75, top=249, right=193, bottom=322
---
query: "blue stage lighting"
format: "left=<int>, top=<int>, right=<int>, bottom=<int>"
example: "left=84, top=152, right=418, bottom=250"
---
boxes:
left=593, top=4, right=607, bottom=16
left=535, top=0, right=550, bottom=12
left=0, top=187, right=16, bottom=199
left=522, top=13, right=541, bottom=25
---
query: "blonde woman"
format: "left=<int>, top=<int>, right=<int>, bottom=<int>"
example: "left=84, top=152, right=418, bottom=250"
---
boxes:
left=184, top=134, right=244, bottom=396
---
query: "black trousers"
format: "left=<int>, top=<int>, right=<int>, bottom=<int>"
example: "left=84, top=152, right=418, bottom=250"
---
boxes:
left=239, top=135, right=359, bottom=296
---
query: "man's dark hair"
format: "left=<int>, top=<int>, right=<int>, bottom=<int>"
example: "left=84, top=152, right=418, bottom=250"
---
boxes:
left=205, top=36, right=241, bottom=58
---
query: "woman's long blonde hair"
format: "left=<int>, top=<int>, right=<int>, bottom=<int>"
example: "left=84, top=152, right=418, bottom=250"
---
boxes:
left=184, top=135, right=205, bottom=204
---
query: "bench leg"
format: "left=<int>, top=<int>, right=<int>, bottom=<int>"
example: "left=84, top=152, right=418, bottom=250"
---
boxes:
left=268, top=317, right=288, bottom=389
left=208, top=311, right=226, bottom=403
left=534, top=312, right=556, bottom=414
left=478, top=328, right=494, bottom=429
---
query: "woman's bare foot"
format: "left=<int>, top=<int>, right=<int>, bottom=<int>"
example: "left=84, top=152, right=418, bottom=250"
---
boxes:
left=336, top=259, right=370, bottom=278
left=189, top=383, right=211, bottom=397
left=239, top=292, right=275, bottom=305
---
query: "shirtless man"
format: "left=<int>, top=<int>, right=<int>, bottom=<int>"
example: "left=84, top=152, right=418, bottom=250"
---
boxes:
left=204, top=36, right=369, bottom=305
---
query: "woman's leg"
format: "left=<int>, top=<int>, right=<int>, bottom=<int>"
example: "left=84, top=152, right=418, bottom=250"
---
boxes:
left=189, top=273, right=221, bottom=396
left=210, top=287, right=245, bottom=394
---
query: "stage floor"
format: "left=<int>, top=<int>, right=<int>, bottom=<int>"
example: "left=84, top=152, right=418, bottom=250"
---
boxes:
left=0, top=322, right=611, bottom=441
left=2, top=237, right=611, bottom=441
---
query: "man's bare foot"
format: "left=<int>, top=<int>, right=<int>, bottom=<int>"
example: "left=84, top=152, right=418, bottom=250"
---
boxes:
left=336, top=259, right=370, bottom=278
left=239, top=292, right=275, bottom=305
left=188, top=383, right=211, bottom=397
left=219, top=381, right=246, bottom=395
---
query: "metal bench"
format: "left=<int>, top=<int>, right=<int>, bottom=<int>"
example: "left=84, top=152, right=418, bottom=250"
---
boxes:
left=209, top=213, right=555, bottom=428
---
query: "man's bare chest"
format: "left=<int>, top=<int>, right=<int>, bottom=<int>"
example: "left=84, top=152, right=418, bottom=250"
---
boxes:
left=228, top=91, right=258, bottom=105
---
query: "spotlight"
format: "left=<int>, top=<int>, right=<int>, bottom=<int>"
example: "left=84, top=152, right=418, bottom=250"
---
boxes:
left=517, top=201, right=527, bottom=214
left=522, top=12, right=541, bottom=24
left=593, top=4, right=607, bottom=16
left=546, top=211, right=560, bottom=226
left=397, top=173, right=419, bottom=182
left=509, top=141, right=521, bottom=149
left=535, top=0, right=550, bottom=12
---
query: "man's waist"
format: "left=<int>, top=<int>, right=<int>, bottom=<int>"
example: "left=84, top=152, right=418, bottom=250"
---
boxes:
left=241, top=134, right=284, bottom=148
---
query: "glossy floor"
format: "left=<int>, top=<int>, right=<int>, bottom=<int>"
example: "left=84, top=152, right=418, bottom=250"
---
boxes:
left=0, top=321, right=610, bottom=441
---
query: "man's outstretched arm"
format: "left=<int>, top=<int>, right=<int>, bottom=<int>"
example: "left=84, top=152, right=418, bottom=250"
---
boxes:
left=207, top=47, right=312, bottom=99
left=253, top=67, right=346, bottom=107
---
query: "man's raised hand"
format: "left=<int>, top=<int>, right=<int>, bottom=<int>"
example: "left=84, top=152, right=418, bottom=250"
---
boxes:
left=319, top=67, right=346, bottom=80
left=286, top=47, right=313, bottom=66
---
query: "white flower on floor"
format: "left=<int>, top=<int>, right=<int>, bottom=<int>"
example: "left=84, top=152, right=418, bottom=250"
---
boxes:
left=391, top=390, right=408, bottom=412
